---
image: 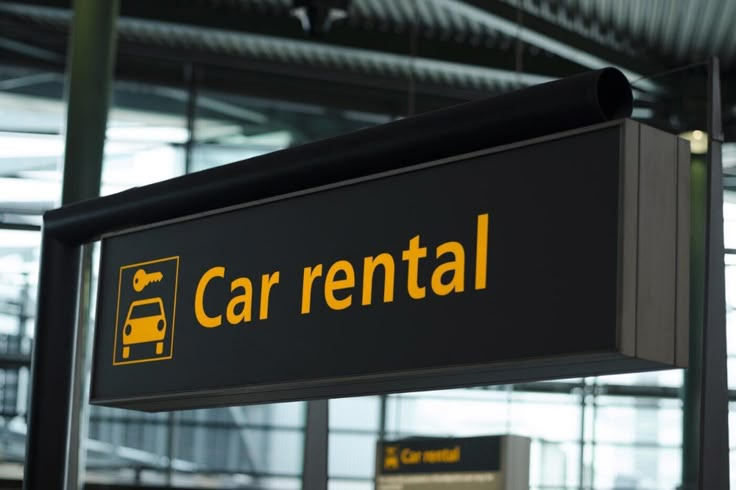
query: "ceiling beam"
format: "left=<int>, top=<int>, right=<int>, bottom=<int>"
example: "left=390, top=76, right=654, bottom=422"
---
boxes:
left=0, top=37, right=63, bottom=64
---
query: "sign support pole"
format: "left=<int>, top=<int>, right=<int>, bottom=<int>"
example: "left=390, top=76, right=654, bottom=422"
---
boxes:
left=22, top=237, right=82, bottom=489
left=699, top=56, right=730, bottom=490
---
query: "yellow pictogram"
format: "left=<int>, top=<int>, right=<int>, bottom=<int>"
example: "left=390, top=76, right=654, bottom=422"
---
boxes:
left=133, top=269, right=163, bottom=292
left=122, top=297, right=167, bottom=359
left=384, top=446, right=400, bottom=470
left=113, top=256, right=179, bottom=366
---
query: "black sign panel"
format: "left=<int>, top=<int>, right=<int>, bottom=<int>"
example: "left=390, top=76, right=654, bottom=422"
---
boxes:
left=378, top=437, right=501, bottom=475
left=90, top=124, right=682, bottom=411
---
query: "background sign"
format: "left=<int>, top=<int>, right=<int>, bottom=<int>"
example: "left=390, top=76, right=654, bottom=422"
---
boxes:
left=379, top=437, right=501, bottom=475
left=376, top=436, right=529, bottom=490
left=90, top=122, right=689, bottom=411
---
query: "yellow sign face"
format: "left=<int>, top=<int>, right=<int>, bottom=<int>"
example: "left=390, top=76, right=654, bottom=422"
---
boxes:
left=112, top=256, right=179, bottom=366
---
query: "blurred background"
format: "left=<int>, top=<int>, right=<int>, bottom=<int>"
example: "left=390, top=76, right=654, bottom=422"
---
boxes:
left=1, top=0, right=736, bottom=489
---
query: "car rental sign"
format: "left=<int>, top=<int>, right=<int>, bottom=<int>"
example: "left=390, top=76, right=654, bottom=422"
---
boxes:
left=90, top=121, right=690, bottom=411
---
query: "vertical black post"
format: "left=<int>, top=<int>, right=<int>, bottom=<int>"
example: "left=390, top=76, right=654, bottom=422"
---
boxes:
left=302, top=400, right=329, bottom=490
left=184, top=63, right=198, bottom=175
left=378, top=394, right=388, bottom=442
left=699, top=56, right=730, bottom=490
left=22, top=236, right=82, bottom=489
left=577, top=380, right=587, bottom=490
left=165, top=412, right=176, bottom=484
left=60, top=0, right=119, bottom=205
left=589, top=380, right=599, bottom=488
left=375, top=394, right=388, bottom=489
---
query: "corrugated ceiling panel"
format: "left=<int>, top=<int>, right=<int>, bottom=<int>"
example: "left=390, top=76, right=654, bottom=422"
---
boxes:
left=658, top=0, right=679, bottom=51
left=0, top=1, right=549, bottom=93
left=672, top=1, right=700, bottom=62
left=495, top=0, right=736, bottom=67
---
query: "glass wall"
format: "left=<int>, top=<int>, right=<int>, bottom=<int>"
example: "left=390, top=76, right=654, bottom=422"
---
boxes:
left=0, top=66, right=63, bottom=480
left=325, top=383, right=684, bottom=490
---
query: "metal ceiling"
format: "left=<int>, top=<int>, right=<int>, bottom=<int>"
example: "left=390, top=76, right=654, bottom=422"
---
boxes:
left=0, top=0, right=733, bottom=134
left=0, top=0, right=563, bottom=92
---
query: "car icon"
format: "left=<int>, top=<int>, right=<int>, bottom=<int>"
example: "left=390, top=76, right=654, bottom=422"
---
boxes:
left=122, top=297, right=167, bottom=359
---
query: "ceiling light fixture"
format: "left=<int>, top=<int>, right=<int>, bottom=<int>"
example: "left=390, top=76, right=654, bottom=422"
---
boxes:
left=679, top=130, right=708, bottom=155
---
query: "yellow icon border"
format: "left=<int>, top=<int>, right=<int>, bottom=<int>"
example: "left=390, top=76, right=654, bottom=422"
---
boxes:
left=112, top=256, right=180, bottom=366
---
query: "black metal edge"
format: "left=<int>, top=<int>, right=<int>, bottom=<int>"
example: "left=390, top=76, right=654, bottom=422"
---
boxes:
left=699, top=56, right=729, bottom=490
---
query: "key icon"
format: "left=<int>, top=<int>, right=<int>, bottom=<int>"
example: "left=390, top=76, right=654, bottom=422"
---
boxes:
left=133, top=269, right=164, bottom=292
